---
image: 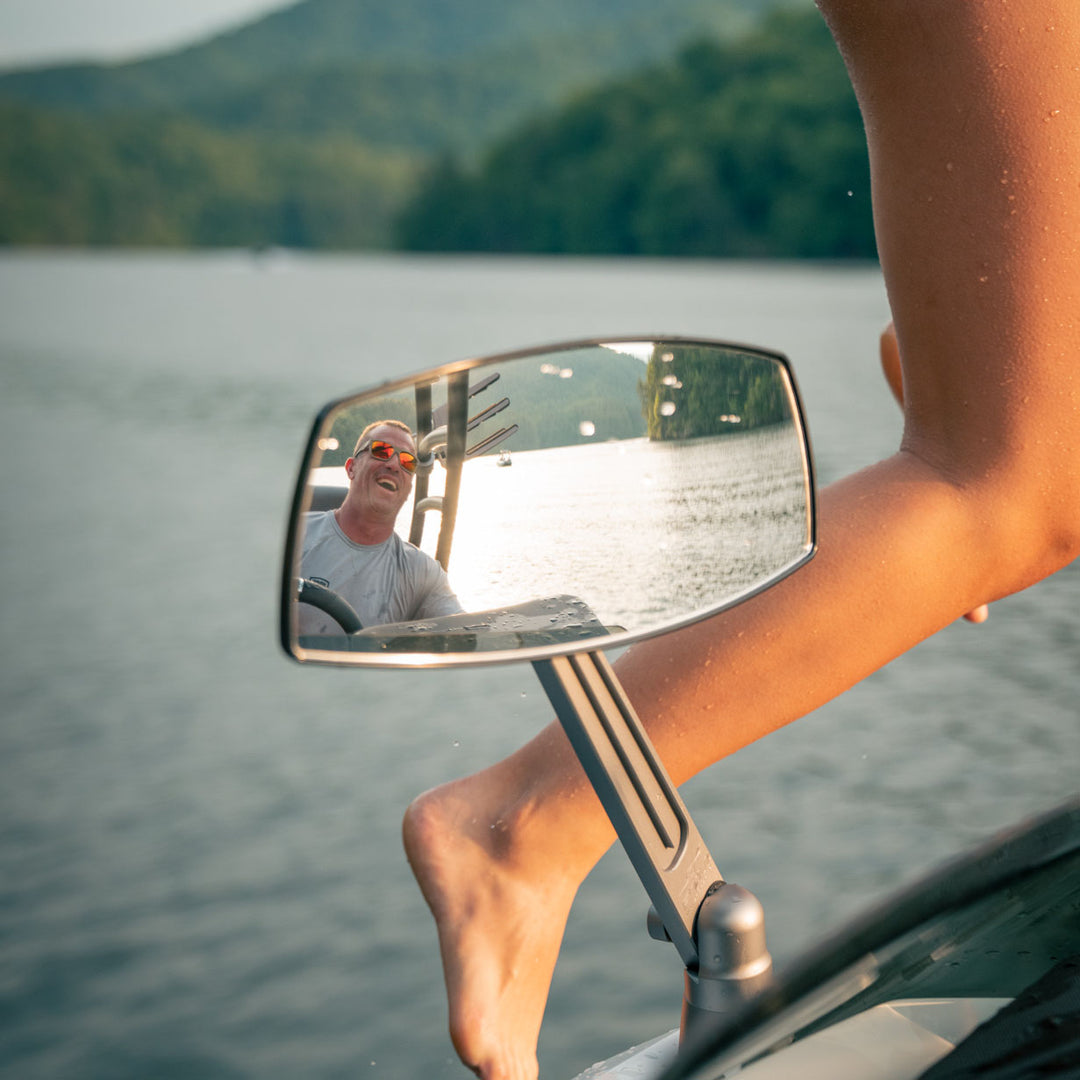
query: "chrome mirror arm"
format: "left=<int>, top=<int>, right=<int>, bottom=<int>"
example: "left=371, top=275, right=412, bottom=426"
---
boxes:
left=533, top=650, right=773, bottom=1050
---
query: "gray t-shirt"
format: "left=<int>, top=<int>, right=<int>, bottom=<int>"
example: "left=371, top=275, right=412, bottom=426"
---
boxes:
left=298, top=511, right=462, bottom=635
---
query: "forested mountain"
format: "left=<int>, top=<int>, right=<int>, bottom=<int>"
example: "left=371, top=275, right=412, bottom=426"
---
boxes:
left=0, top=102, right=415, bottom=247
left=0, top=0, right=871, bottom=255
left=398, top=9, right=874, bottom=258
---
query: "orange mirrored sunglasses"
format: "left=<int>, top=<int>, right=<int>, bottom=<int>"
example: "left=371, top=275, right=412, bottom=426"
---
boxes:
left=357, top=439, right=418, bottom=474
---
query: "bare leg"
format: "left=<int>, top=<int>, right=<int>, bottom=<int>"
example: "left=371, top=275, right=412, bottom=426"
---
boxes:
left=406, top=3, right=1080, bottom=1076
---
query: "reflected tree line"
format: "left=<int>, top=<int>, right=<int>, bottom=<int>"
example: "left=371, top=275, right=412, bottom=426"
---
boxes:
left=321, top=351, right=647, bottom=465
left=319, top=345, right=788, bottom=476
left=638, top=346, right=789, bottom=440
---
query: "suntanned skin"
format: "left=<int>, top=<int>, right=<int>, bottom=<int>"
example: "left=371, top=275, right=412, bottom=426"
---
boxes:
left=879, top=322, right=989, bottom=623
left=403, top=4, right=1080, bottom=1077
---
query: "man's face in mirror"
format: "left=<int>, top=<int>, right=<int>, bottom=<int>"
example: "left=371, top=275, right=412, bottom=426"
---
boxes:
left=344, top=422, right=415, bottom=527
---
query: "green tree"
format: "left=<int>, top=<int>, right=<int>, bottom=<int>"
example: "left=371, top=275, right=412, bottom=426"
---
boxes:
left=638, top=345, right=789, bottom=440
left=397, top=8, right=874, bottom=259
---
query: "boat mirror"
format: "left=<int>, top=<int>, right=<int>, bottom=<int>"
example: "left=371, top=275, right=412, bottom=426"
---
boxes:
left=280, top=337, right=815, bottom=667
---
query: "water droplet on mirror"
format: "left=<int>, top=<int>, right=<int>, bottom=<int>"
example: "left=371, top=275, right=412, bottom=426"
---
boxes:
left=660, top=401, right=677, bottom=416
left=579, top=420, right=596, bottom=437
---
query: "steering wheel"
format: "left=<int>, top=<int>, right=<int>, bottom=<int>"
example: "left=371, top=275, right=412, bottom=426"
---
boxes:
left=296, top=578, right=364, bottom=634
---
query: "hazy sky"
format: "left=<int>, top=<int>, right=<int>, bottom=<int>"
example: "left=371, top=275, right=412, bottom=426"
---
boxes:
left=0, top=0, right=296, bottom=69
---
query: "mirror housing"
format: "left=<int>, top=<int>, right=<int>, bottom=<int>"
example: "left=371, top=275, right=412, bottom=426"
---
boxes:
left=280, top=337, right=815, bottom=667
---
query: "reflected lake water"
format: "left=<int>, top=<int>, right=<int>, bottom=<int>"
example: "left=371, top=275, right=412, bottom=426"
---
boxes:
left=427, top=428, right=808, bottom=630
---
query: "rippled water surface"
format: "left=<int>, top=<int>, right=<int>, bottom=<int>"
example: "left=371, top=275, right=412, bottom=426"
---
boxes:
left=1, top=251, right=1077, bottom=1079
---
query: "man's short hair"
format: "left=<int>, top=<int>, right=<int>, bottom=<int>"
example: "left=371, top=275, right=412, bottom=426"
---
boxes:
left=353, top=418, right=414, bottom=457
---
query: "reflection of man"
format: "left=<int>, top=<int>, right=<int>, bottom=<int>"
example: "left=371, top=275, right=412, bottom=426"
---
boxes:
left=298, top=420, right=462, bottom=635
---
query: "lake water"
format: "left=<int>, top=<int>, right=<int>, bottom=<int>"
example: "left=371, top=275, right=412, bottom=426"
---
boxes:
left=1, top=250, right=1077, bottom=1079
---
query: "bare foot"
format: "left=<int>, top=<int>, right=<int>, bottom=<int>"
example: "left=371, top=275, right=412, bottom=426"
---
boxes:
left=403, top=778, right=585, bottom=1080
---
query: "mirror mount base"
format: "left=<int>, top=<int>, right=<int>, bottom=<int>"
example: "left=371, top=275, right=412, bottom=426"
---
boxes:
left=680, top=882, right=773, bottom=1055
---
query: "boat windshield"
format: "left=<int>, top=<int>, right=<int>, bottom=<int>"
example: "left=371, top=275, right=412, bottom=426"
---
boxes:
left=664, top=795, right=1080, bottom=1080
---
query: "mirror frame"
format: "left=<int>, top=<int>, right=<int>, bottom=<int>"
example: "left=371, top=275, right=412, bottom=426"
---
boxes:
left=279, top=335, right=817, bottom=668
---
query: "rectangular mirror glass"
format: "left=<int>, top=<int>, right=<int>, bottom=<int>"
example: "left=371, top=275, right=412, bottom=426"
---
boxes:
left=280, top=337, right=815, bottom=666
